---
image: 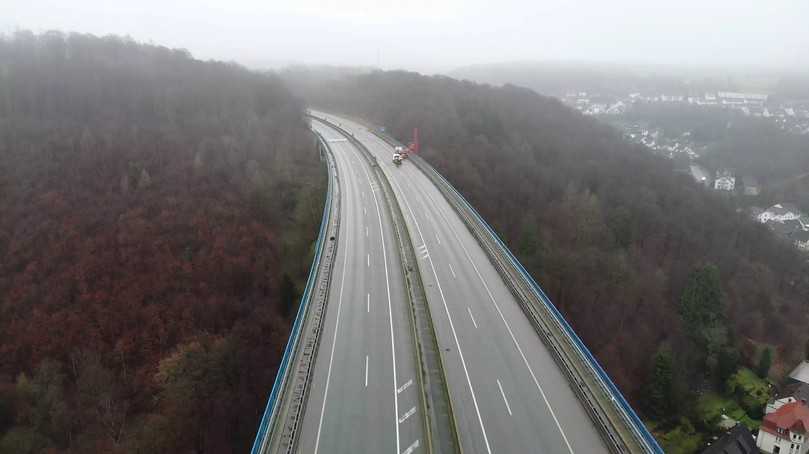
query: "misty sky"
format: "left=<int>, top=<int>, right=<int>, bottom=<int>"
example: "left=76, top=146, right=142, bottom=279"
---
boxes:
left=3, top=0, right=809, bottom=73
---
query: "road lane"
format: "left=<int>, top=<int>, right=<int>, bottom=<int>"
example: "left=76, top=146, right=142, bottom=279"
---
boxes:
left=319, top=112, right=609, bottom=454
left=294, top=121, right=423, bottom=454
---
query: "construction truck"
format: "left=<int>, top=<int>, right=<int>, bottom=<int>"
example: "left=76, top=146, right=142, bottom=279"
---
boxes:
left=391, top=129, right=420, bottom=167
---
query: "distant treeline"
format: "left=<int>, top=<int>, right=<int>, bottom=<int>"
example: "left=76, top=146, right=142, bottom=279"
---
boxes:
left=450, top=61, right=690, bottom=96
left=0, top=31, right=322, bottom=453
left=451, top=61, right=809, bottom=102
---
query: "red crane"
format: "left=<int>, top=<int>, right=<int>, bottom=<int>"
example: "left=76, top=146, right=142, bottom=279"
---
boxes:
left=393, top=127, right=420, bottom=166
left=407, top=127, right=420, bottom=154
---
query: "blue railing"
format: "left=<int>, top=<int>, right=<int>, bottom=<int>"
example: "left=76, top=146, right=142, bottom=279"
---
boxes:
left=251, top=131, right=335, bottom=454
left=427, top=164, right=663, bottom=453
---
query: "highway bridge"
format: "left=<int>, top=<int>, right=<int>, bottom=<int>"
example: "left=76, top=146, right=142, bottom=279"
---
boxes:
left=252, top=112, right=663, bottom=454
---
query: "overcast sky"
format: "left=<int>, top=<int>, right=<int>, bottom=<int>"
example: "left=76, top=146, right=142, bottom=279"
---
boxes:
left=3, top=0, right=809, bottom=73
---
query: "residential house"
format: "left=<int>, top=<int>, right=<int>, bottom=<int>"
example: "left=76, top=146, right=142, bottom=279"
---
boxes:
left=714, top=169, right=736, bottom=191
left=585, top=103, right=607, bottom=115
left=702, top=423, right=757, bottom=454
left=768, top=384, right=809, bottom=414
left=660, top=94, right=685, bottom=102
left=789, top=362, right=809, bottom=386
left=718, top=91, right=768, bottom=106
left=759, top=204, right=803, bottom=224
left=756, top=401, right=809, bottom=454
left=606, top=101, right=627, bottom=115
left=750, top=106, right=766, bottom=117
left=743, top=176, right=761, bottom=196
left=757, top=203, right=809, bottom=250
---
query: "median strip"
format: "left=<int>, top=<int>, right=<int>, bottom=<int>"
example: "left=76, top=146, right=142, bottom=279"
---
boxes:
left=369, top=122, right=662, bottom=454
left=312, top=113, right=462, bottom=454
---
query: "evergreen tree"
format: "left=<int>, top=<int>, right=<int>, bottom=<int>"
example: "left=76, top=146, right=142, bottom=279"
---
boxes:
left=0, top=394, right=13, bottom=434
left=805, top=337, right=809, bottom=361
left=717, top=347, right=740, bottom=388
left=679, top=264, right=732, bottom=378
left=645, top=346, right=674, bottom=421
left=679, top=264, right=723, bottom=338
left=757, top=348, right=773, bottom=379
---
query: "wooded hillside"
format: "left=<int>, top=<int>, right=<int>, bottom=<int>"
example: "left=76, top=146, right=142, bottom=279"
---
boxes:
left=0, top=31, right=323, bottom=453
left=298, top=69, right=809, bottom=446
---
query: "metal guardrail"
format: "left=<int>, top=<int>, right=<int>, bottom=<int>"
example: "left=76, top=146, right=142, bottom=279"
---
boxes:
left=251, top=128, right=340, bottom=454
left=413, top=156, right=663, bottom=453
left=368, top=128, right=662, bottom=453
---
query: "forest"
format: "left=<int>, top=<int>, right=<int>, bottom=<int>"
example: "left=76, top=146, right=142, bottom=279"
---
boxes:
left=2, top=30, right=808, bottom=453
left=291, top=69, right=809, bottom=450
left=0, top=32, right=324, bottom=452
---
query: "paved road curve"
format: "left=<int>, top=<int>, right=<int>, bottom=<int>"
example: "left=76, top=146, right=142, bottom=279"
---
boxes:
left=316, top=112, right=610, bottom=454
left=294, top=120, right=424, bottom=454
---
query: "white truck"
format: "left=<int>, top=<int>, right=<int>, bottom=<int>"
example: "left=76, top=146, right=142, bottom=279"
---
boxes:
left=391, top=127, right=419, bottom=166
left=392, top=145, right=409, bottom=166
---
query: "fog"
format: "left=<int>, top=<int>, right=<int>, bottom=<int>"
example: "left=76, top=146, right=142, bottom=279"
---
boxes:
left=3, top=0, right=808, bottom=73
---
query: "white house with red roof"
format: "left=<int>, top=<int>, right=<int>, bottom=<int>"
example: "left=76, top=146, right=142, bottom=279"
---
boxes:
left=757, top=401, right=809, bottom=454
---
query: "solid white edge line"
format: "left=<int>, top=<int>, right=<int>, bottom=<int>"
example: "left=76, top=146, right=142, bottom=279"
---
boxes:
left=497, top=379, right=513, bottom=416
left=355, top=144, right=401, bottom=454
left=420, top=186, right=576, bottom=453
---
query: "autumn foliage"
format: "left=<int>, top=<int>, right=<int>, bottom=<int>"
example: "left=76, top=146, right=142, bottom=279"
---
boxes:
left=300, top=69, right=809, bottom=408
left=0, top=31, right=323, bottom=452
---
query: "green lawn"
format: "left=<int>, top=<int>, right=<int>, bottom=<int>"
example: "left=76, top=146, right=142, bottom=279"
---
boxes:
left=652, top=419, right=704, bottom=454
left=696, top=392, right=761, bottom=430
left=727, top=368, right=772, bottom=420
left=650, top=367, right=772, bottom=453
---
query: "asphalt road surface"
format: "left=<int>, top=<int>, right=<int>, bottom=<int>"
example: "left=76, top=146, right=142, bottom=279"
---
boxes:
left=315, top=111, right=610, bottom=454
left=294, top=120, right=424, bottom=454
